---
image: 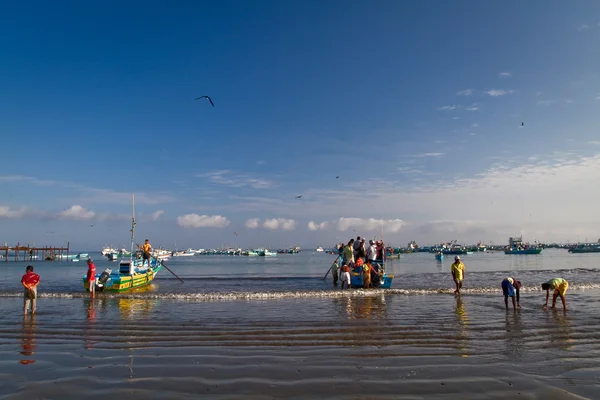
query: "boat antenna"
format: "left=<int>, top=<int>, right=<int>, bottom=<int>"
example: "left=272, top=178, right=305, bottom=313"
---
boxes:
left=130, top=193, right=136, bottom=260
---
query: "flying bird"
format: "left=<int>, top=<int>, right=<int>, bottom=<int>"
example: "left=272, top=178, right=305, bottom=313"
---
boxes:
left=336, top=176, right=339, bottom=179
left=295, top=195, right=302, bottom=199
left=234, top=232, right=238, bottom=236
left=195, top=95, right=215, bottom=107
left=89, top=224, right=95, bottom=227
left=521, top=122, right=524, bottom=127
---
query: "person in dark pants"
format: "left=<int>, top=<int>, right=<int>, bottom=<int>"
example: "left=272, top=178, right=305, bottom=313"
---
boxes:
left=501, top=277, right=521, bottom=310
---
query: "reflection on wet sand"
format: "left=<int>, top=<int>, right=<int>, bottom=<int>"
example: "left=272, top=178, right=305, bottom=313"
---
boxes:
left=333, top=294, right=388, bottom=320
left=504, top=311, right=525, bottom=358
left=454, top=297, right=469, bottom=357
left=84, top=299, right=96, bottom=350
left=548, top=309, right=574, bottom=351
left=20, top=315, right=37, bottom=365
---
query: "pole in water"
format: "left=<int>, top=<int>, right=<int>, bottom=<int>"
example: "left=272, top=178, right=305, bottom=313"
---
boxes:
left=155, top=257, right=184, bottom=283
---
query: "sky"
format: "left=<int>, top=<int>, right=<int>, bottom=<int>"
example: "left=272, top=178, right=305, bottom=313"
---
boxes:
left=1, top=0, right=600, bottom=250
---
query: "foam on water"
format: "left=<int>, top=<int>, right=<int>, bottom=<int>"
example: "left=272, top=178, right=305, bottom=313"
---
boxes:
left=2, top=282, right=600, bottom=301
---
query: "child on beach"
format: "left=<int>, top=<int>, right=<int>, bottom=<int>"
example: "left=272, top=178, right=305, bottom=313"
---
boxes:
left=451, top=256, right=465, bottom=295
left=542, top=278, right=568, bottom=311
left=340, top=264, right=351, bottom=290
left=501, top=277, right=521, bottom=310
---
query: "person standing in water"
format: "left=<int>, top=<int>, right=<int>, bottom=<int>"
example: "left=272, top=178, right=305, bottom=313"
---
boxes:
left=331, top=259, right=339, bottom=286
left=86, top=259, right=96, bottom=299
left=501, top=277, right=521, bottom=310
left=451, top=256, right=465, bottom=295
left=542, top=278, right=568, bottom=311
left=21, top=265, right=40, bottom=315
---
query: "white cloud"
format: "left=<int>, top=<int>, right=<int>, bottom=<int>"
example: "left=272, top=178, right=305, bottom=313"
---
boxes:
left=417, top=152, right=444, bottom=157
left=0, top=206, right=27, bottom=219
left=338, top=218, right=406, bottom=233
left=151, top=210, right=164, bottom=221
left=59, top=205, right=96, bottom=220
left=263, top=218, right=296, bottom=231
left=308, top=221, right=328, bottom=231
left=537, top=100, right=556, bottom=106
left=256, top=160, right=267, bottom=165
left=588, top=141, right=600, bottom=145
left=198, top=170, right=273, bottom=189
left=578, top=24, right=590, bottom=31
left=564, top=99, right=574, bottom=104
left=438, top=105, right=458, bottom=111
left=484, top=89, right=514, bottom=97
left=456, top=89, right=473, bottom=96
left=465, top=103, right=480, bottom=111
left=176, top=214, right=231, bottom=228
left=471, top=123, right=479, bottom=128
left=245, top=218, right=260, bottom=229
left=499, top=72, right=511, bottom=77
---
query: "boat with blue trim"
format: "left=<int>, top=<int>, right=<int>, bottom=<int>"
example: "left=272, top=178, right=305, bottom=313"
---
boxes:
left=504, top=236, right=542, bottom=255
left=83, top=194, right=163, bottom=293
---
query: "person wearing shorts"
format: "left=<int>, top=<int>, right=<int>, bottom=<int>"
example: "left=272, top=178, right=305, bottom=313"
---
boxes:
left=542, top=278, right=568, bottom=311
left=501, top=277, right=521, bottom=310
left=138, top=239, right=152, bottom=269
left=451, top=256, right=465, bottom=295
left=86, top=259, right=96, bottom=298
left=340, top=264, right=351, bottom=290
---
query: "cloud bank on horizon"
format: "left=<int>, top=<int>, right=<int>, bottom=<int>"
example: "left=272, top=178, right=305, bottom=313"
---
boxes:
left=1, top=2, right=600, bottom=248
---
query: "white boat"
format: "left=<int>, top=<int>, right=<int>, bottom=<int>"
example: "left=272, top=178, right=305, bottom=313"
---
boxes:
left=172, top=249, right=195, bottom=257
left=316, top=247, right=324, bottom=252
left=101, top=246, right=117, bottom=256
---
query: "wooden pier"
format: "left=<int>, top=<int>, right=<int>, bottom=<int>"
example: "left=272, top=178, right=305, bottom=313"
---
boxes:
left=0, top=242, right=70, bottom=262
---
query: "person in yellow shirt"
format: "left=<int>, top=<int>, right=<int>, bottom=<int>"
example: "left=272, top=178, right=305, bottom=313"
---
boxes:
left=137, top=239, right=153, bottom=268
left=542, top=278, right=568, bottom=311
left=451, top=256, right=465, bottom=295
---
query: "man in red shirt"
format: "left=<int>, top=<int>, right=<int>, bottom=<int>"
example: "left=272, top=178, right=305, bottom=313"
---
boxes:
left=86, top=259, right=96, bottom=298
left=21, top=265, right=40, bottom=315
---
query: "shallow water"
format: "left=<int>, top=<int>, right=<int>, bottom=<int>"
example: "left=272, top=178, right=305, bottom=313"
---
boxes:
left=1, top=249, right=600, bottom=398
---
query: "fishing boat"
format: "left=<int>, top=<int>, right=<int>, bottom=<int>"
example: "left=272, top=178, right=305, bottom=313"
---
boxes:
left=256, top=248, right=277, bottom=257
left=316, top=247, right=324, bottom=252
left=568, top=245, right=600, bottom=253
left=83, top=194, right=163, bottom=293
left=504, top=236, right=542, bottom=255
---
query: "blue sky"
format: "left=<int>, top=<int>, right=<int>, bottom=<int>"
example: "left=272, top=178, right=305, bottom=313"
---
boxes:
left=2, top=1, right=600, bottom=250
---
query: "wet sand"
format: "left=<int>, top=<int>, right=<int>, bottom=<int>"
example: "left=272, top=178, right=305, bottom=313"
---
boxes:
left=1, top=290, right=599, bottom=399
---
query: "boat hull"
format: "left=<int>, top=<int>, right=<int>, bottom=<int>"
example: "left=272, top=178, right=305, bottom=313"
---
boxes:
left=83, top=259, right=162, bottom=293
left=504, top=249, right=542, bottom=255
left=349, top=270, right=394, bottom=289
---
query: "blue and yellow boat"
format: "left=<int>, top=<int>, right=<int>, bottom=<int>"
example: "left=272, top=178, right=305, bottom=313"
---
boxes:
left=83, top=193, right=164, bottom=293
left=83, top=255, right=163, bottom=293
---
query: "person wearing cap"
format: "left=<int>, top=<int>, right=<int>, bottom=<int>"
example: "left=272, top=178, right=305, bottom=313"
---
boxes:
left=86, top=258, right=96, bottom=298
left=451, top=256, right=465, bottom=295
left=501, top=277, right=521, bottom=310
left=542, top=278, right=568, bottom=311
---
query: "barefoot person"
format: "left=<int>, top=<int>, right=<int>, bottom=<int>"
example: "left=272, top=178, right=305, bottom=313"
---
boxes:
left=137, top=239, right=153, bottom=269
left=331, top=259, right=339, bottom=286
left=86, top=259, right=96, bottom=298
left=340, top=264, right=351, bottom=290
left=21, top=265, right=40, bottom=315
left=542, top=278, right=568, bottom=311
left=451, top=256, right=465, bottom=295
left=501, top=277, right=521, bottom=310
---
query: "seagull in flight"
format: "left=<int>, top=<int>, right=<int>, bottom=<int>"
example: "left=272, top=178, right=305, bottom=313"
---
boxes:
left=195, top=95, right=215, bottom=107
left=521, top=122, right=524, bottom=127
left=335, top=176, right=339, bottom=179
left=295, top=195, right=302, bottom=199
left=89, top=224, right=95, bottom=227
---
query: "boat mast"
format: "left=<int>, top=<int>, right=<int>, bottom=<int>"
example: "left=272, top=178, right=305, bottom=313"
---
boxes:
left=130, top=193, right=136, bottom=261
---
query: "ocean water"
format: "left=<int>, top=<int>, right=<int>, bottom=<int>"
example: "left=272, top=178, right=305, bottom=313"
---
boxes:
left=1, top=249, right=600, bottom=399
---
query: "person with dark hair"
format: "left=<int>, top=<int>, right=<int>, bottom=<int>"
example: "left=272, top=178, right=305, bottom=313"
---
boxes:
left=501, top=277, right=521, bottom=310
left=86, top=259, right=96, bottom=298
left=542, top=278, right=568, bottom=311
left=21, top=265, right=40, bottom=315
left=451, top=256, right=465, bottom=295
left=138, top=239, right=152, bottom=269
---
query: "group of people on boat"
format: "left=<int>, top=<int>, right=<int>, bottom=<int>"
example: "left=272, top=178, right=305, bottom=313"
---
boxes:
left=330, top=236, right=386, bottom=289
left=450, top=256, right=569, bottom=311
